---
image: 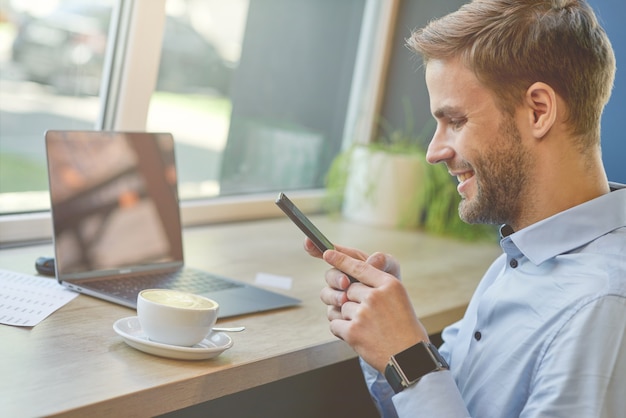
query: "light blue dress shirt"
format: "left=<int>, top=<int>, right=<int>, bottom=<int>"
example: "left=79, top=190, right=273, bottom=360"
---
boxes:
left=362, top=185, right=626, bottom=417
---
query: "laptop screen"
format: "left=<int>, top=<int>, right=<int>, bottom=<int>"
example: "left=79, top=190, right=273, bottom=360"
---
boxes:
left=46, top=131, right=184, bottom=280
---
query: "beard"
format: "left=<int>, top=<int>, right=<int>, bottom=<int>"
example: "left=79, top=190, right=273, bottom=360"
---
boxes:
left=458, top=115, right=532, bottom=226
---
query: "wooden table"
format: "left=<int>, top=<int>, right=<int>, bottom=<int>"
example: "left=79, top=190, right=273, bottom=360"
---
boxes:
left=0, top=217, right=501, bottom=417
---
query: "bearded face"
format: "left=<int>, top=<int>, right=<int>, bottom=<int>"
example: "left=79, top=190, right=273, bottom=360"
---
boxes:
left=458, top=114, right=532, bottom=226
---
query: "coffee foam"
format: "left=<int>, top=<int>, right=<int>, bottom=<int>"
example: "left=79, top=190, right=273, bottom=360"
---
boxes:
left=142, top=290, right=215, bottom=309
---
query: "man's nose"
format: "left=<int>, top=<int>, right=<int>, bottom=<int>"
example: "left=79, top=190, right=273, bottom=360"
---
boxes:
left=425, top=127, right=454, bottom=164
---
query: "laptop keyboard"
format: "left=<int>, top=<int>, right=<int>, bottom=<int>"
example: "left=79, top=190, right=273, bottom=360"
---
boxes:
left=84, top=268, right=243, bottom=299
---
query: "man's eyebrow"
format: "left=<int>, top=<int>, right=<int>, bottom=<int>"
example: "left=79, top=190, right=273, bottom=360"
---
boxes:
left=433, top=105, right=463, bottom=119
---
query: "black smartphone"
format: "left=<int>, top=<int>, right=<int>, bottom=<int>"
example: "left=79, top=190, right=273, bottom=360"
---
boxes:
left=275, top=192, right=334, bottom=252
left=275, top=192, right=358, bottom=282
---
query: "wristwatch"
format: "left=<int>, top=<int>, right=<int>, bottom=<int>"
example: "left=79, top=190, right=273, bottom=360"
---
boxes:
left=384, top=341, right=449, bottom=393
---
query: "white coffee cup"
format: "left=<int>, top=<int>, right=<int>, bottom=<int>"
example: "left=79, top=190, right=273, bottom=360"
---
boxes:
left=137, top=289, right=219, bottom=347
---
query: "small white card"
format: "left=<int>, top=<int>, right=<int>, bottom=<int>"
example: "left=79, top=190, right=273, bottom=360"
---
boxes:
left=254, top=272, right=293, bottom=290
left=0, top=269, right=78, bottom=327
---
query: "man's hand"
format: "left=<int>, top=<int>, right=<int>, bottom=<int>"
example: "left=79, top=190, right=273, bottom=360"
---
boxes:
left=306, top=237, right=430, bottom=372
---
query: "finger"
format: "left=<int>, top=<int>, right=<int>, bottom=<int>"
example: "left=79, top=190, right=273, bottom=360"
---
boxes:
left=325, top=267, right=352, bottom=291
left=303, top=237, right=323, bottom=258
left=339, top=299, right=358, bottom=320
left=320, top=285, right=348, bottom=307
left=366, top=252, right=401, bottom=278
left=323, top=250, right=385, bottom=288
left=328, top=318, right=350, bottom=341
left=333, top=244, right=369, bottom=261
left=326, top=305, right=343, bottom=321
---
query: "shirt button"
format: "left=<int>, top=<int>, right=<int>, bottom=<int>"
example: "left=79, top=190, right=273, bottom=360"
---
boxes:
left=474, top=331, right=482, bottom=341
left=509, top=259, right=518, bottom=268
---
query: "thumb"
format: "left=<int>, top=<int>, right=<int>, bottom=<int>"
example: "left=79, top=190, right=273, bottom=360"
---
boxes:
left=366, top=252, right=401, bottom=278
left=365, top=252, right=391, bottom=272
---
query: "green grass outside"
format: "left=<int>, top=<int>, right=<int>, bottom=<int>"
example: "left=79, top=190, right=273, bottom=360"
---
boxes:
left=0, top=93, right=230, bottom=195
left=0, top=153, right=49, bottom=193
left=150, top=91, right=231, bottom=116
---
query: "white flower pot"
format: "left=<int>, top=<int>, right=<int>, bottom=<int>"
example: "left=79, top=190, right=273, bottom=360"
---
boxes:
left=342, top=147, right=426, bottom=228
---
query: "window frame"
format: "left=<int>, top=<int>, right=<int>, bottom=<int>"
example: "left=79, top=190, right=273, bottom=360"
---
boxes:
left=0, top=0, right=399, bottom=246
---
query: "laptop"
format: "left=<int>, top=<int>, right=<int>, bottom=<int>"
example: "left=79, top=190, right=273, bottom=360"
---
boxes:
left=44, top=130, right=300, bottom=317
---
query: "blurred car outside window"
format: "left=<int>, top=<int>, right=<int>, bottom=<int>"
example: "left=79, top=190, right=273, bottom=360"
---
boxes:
left=0, top=0, right=116, bottom=214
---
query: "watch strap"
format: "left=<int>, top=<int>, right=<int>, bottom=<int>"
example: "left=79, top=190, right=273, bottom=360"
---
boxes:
left=384, top=362, right=405, bottom=393
left=384, top=341, right=448, bottom=394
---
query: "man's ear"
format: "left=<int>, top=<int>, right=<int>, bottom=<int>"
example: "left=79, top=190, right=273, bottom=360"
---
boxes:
left=524, top=82, right=557, bottom=139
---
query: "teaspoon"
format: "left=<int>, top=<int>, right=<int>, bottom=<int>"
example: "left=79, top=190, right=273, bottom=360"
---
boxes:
left=212, top=326, right=246, bottom=332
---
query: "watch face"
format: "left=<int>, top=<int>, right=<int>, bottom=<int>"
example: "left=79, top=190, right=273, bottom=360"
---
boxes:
left=395, top=342, right=437, bottom=382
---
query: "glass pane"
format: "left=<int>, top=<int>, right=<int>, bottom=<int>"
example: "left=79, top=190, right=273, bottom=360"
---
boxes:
left=148, top=0, right=365, bottom=200
left=0, top=0, right=115, bottom=214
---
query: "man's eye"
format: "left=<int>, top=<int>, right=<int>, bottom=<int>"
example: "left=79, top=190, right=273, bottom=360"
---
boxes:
left=450, top=118, right=466, bottom=130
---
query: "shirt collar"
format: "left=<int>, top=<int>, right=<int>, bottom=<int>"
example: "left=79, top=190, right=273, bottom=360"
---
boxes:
left=500, top=186, right=626, bottom=265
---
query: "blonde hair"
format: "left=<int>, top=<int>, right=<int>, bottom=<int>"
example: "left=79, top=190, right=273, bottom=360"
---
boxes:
left=408, top=0, right=615, bottom=148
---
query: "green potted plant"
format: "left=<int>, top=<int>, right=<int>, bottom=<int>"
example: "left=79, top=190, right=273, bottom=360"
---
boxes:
left=325, top=100, right=495, bottom=241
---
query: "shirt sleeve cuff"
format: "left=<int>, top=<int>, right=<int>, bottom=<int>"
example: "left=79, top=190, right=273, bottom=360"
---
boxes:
left=360, top=358, right=399, bottom=418
left=392, top=370, right=470, bottom=417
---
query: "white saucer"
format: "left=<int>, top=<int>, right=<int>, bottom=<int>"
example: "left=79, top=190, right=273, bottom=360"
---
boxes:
left=113, top=316, right=233, bottom=360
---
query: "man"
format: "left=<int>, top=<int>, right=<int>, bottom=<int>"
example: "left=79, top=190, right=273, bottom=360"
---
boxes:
left=306, top=1, right=626, bottom=416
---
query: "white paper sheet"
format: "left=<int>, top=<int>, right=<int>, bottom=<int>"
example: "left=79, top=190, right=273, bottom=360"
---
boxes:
left=0, top=269, right=78, bottom=327
left=254, top=272, right=293, bottom=290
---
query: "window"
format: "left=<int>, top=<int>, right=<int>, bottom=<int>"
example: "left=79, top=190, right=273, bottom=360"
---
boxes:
left=0, top=0, right=397, bottom=244
left=148, top=0, right=369, bottom=201
left=0, top=0, right=115, bottom=214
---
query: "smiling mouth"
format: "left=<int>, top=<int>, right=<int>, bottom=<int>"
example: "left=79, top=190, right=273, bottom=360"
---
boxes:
left=456, top=171, right=474, bottom=184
